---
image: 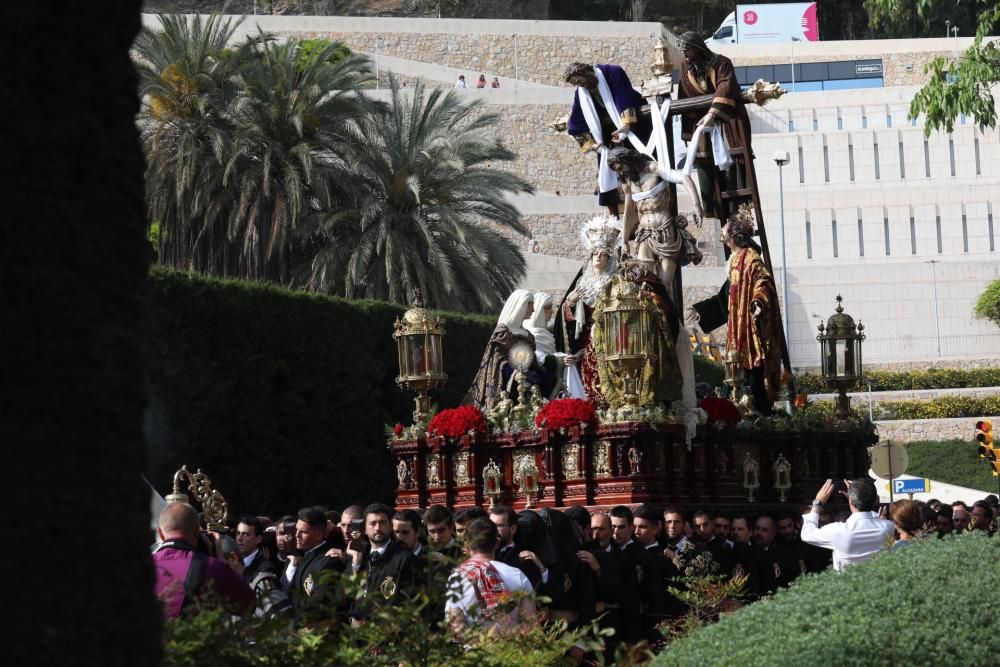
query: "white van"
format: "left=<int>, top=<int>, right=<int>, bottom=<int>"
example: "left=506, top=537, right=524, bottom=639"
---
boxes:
left=707, top=12, right=737, bottom=47
left=705, top=4, right=819, bottom=47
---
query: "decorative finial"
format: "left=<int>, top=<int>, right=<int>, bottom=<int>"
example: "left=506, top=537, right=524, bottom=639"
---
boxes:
left=409, top=288, right=424, bottom=308
left=835, top=295, right=844, bottom=313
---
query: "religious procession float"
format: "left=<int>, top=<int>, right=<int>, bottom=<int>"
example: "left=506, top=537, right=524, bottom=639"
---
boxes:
left=389, top=35, right=873, bottom=512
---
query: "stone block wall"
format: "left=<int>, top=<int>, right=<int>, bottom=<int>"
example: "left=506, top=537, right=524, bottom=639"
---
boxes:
left=291, top=30, right=656, bottom=88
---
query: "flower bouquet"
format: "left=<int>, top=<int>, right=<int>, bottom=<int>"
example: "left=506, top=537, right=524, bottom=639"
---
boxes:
left=534, top=398, right=596, bottom=433
left=698, top=396, right=742, bottom=426
left=426, top=405, right=488, bottom=439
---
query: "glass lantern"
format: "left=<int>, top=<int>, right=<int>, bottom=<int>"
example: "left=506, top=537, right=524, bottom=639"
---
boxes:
left=393, top=290, right=447, bottom=424
left=600, top=277, right=651, bottom=409
left=816, top=295, right=865, bottom=418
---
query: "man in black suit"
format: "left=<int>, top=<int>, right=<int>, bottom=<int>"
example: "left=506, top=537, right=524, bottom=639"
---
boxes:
left=235, top=516, right=273, bottom=582
left=610, top=505, right=662, bottom=643
left=348, top=503, right=418, bottom=620
left=424, top=504, right=463, bottom=561
left=285, top=507, right=345, bottom=620
left=753, top=514, right=801, bottom=593
left=489, top=505, right=544, bottom=588
left=692, top=510, right=736, bottom=576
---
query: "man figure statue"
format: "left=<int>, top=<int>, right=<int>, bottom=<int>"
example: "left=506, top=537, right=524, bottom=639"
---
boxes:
left=564, top=62, right=653, bottom=215
left=607, top=146, right=702, bottom=313
left=687, top=204, right=782, bottom=415
left=676, top=31, right=752, bottom=220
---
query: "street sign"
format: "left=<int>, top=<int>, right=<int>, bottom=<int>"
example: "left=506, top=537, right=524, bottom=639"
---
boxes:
left=871, top=440, right=908, bottom=480
left=891, top=478, right=930, bottom=495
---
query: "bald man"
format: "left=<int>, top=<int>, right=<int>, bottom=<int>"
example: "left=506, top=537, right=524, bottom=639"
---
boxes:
left=152, top=502, right=253, bottom=619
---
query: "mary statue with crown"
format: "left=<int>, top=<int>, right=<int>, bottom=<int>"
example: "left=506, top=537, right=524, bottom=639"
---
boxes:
left=552, top=215, right=623, bottom=405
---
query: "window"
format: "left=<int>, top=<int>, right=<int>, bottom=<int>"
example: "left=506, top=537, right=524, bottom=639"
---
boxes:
left=898, top=141, right=905, bottom=179
left=798, top=146, right=805, bottom=184
left=858, top=217, right=865, bottom=257
left=884, top=216, right=891, bottom=256
left=714, top=25, right=733, bottom=39
left=873, top=143, right=880, bottom=180
left=989, top=211, right=996, bottom=252
left=806, top=216, right=813, bottom=259
left=909, top=215, right=917, bottom=254
left=848, top=144, right=855, bottom=181
left=923, top=140, right=930, bottom=177
left=823, top=145, right=830, bottom=182
left=832, top=217, right=839, bottom=258
left=975, top=137, right=981, bottom=175
left=948, top=138, right=956, bottom=177
left=887, top=114, right=893, bottom=128
left=936, top=215, right=942, bottom=253
left=962, top=213, right=968, bottom=253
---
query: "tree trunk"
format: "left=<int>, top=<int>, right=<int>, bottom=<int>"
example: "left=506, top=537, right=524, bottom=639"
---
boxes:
left=2, top=2, right=162, bottom=665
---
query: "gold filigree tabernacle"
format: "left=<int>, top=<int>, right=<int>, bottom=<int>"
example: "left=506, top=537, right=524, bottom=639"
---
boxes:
left=563, top=443, right=582, bottom=480
left=165, top=465, right=229, bottom=530
left=426, top=453, right=442, bottom=487
left=453, top=451, right=471, bottom=486
left=742, top=453, right=761, bottom=503
left=773, top=454, right=792, bottom=502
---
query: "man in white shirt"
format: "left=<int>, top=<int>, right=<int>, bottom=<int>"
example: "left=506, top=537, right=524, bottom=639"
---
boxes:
left=802, top=478, right=895, bottom=571
left=445, top=517, right=534, bottom=634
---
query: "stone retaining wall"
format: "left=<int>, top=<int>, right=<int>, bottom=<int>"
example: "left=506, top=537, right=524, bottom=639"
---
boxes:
left=876, top=416, right=1000, bottom=444
left=292, top=30, right=656, bottom=88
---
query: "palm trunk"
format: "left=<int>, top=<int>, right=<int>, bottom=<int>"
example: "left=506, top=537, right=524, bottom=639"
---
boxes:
left=3, top=2, right=162, bottom=665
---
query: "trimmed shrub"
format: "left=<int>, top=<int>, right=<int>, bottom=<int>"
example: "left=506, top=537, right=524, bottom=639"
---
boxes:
left=654, top=533, right=1000, bottom=666
left=693, top=357, right=725, bottom=388
left=905, top=439, right=999, bottom=494
left=797, top=367, right=1000, bottom=393
left=876, top=395, right=1000, bottom=419
left=145, top=268, right=494, bottom=516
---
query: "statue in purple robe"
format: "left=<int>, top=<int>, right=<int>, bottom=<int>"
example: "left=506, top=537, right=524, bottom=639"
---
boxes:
left=564, top=63, right=653, bottom=216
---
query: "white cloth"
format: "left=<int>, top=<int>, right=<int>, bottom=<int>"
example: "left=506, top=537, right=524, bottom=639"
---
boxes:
left=563, top=365, right=586, bottom=399
left=684, top=122, right=733, bottom=173
left=801, top=510, right=895, bottom=571
left=524, top=292, right=555, bottom=361
left=496, top=289, right=534, bottom=338
left=455, top=78, right=468, bottom=89
left=445, top=559, right=533, bottom=630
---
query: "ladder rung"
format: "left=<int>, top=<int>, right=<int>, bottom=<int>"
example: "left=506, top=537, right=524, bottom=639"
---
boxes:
left=721, top=188, right=754, bottom=199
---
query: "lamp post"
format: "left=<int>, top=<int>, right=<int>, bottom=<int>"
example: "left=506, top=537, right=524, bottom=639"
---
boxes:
left=774, top=150, right=790, bottom=358
left=925, top=259, right=942, bottom=357
left=393, top=290, right=447, bottom=424
left=816, top=295, right=866, bottom=418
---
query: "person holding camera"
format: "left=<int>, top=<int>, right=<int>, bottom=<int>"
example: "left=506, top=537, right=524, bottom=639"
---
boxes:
left=801, top=478, right=895, bottom=571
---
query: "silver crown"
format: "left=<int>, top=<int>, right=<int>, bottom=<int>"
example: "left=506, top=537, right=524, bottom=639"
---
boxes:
left=579, top=215, right=621, bottom=254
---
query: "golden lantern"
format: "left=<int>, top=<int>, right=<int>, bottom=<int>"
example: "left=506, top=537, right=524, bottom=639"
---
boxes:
left=599, top=277, right=652, bottom=410
left=724, top=350, right=747, bottom=395
left=483, top=459, right=502, bottom=509
left=742, top=453, right=760, bottom=503
left=393, top=289, right=447, bottom=424
left=816, top=295, right=865, bottom=418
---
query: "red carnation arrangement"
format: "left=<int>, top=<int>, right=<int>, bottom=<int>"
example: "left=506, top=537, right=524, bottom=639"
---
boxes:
left=534, top=398, right=596, bottom=432
left=427, top=405, right=488, bottom=439
left=699, top=396, right=742, bottom=426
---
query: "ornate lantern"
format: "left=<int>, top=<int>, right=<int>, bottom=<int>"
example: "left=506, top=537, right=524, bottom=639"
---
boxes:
left=773, top=454, right=792, bottom=502
left=742, top=453, right=760, bottom=503
left=816, top=295, right=865, bottom=418
left=639, top=34, right=673, bottom=98
left=393, top=290, right=447, bottom=424
left=483, top=459, right=502, bottom=509
left=517, top=457, right=540, bottom=508
left=165, top=465, right=229, bottom=531
left=599, top=277, right=652, bottom=410
left=723, top=350, right=747, bottom=395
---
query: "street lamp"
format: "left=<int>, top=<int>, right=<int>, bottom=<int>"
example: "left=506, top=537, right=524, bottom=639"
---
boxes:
left=774, top=150, right=790, bottom=359
left=816, top=295, right=866, bottom=418
left=925, top=259, right=942, bottom=358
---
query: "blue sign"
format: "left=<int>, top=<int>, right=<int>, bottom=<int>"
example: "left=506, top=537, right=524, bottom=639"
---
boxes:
left=892, top=478, right=929, bottom=494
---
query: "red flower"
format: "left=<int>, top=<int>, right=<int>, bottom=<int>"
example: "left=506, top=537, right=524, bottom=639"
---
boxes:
left=427, top=406, right=487, bottom=439
left=699, top=396, right=741, bottom=426
left=535, top=398, right=596, bottom=432
left=393, top=423, right=405, bottom=437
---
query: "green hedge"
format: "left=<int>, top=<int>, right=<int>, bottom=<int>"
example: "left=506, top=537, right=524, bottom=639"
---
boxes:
left=796, top=367, right=1000, bottom=393
left=145, top=268, right=495, bottom=516
left=905, top=439, right=999, bottom=494
left=654, top=533, right=1000, bottom=666
left=876, top=395, right=1000, bottom=420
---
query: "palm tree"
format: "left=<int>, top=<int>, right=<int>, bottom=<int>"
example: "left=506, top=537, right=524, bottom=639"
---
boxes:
left=135, top=13, right=248, bottom=276
left=306, top=75, right=533, bottom=313
left=137, top=15, right=373, bottom=283
left=220, top=37, right=374, bottom=282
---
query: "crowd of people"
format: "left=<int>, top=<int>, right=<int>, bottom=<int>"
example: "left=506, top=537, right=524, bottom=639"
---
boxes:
left=152, top=479, right=999, bottom=659
left=455, top=73, right=501, bottom=89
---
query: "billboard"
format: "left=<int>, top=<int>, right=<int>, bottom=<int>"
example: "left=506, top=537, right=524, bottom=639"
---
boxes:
left=735, top=3, right=819, bottom=43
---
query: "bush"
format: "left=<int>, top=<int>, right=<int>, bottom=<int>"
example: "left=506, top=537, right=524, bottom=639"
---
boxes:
left=796, top=367, right=1000, bottom=394
left=145, top=268, right=494, bottom=516
left=693, top=357, right=724, bottom=388
left=974, top=278, right=1000, bottom=327
left=654, top=533, right=1000, bottom=666
left=904, top=439, right=999, bottom=494
left=876, top=395, right=1000, bottom=419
